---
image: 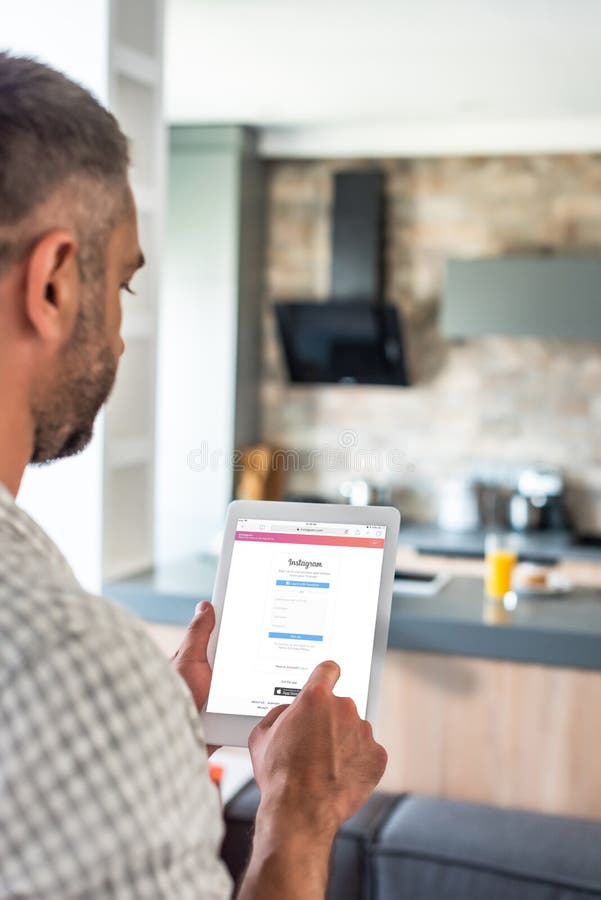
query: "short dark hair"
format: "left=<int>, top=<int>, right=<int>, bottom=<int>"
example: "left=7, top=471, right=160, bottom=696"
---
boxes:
left=0, top=52, right=130, bottom=276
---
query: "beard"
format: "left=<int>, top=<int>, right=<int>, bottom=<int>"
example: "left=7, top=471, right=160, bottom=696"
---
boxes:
left=30, top=288, right=118, bottom=464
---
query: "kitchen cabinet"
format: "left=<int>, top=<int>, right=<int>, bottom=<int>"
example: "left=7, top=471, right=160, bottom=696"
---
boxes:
left=144, top=614, right=601, bottom=821
left=378, top=649, right=601, bottom=820
left=444, top=258, right=601, bottom=340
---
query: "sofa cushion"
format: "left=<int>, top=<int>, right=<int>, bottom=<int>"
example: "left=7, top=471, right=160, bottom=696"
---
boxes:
left=327, top=791, right=399, bottom=900
left=221, top=780, right=260, bottom=886
left=372, top=795, right=601, bottom=900
left=221, top=779, right=397, bottom=898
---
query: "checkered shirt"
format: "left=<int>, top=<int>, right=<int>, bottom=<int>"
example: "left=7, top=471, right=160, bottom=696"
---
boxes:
left=0, top=482, right=232, bottom=898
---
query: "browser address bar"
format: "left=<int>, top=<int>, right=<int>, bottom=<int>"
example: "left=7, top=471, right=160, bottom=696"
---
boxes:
left=272, top=525, right=351, bottom=535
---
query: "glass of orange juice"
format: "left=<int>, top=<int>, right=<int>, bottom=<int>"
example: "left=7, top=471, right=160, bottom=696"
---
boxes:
left=484, top=533, right=518, bottom=601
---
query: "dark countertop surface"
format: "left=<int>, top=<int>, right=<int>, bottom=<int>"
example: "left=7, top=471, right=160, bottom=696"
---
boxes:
left=388, top=576, right=601, bottom=671
left=397, top=523, right=601, bottom=562
left=105, top=553, right=601, bottom=672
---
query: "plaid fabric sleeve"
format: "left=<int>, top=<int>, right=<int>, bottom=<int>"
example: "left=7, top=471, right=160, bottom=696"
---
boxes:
left=0, top=615, right=232, bottom=899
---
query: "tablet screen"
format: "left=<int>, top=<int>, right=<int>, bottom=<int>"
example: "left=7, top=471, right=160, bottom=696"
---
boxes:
left=206, top=518, right=387, bottom=718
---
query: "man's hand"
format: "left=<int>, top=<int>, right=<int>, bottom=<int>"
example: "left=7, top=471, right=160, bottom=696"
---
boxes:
left=171, top=601, right=219, bottom=754
left=238, top=660, right=387, bottom=900
left=250, top=660, right=387, bottom=831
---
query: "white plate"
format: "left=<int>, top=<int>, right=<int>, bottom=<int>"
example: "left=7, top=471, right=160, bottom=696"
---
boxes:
left=515, top=586, right=571, bottom=598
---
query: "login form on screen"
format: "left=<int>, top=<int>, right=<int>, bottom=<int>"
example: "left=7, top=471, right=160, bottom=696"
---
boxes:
left=206, top=518, right=386, bottom=718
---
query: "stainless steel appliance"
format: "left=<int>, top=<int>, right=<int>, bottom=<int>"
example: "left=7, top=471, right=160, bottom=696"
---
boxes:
left=508, top=492, right=542, bottom=532
left=339, top=479, right=393, bottom=507
left=508, top=466, right=570, bottom=533
left=437, top=477, right=480, bottom=533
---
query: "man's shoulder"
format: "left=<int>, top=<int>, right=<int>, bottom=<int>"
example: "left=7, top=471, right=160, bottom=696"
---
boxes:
left=0, top=521, right=158, bottom=682
left=0, top=494, right=190, bottom=712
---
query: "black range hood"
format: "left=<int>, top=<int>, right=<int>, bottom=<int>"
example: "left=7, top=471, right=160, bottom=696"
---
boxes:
left=275, top=171, right=409, bottom=386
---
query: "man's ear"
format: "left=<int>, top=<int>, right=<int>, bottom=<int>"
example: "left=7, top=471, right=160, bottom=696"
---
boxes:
left=24, top=230, right=80, bottom=343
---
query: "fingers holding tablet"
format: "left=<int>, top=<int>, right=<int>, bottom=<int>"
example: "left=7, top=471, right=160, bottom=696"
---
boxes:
left=248, top=658, right=387, bottom=834
left=249, top=660, right=341, bottom=734
left=256, top=703, right=289, bottom=729
left=172, top=600, right=216, bottom=712
left=248, top=660, right=340, bottom=741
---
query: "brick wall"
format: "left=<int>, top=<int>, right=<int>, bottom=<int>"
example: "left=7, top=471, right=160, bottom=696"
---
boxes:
left=261, top=155, right=601, bottom=529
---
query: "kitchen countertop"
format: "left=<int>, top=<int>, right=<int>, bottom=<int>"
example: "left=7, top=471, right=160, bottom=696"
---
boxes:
left=388, top=576, right=601, bottom=671
left=398, top=523, right=601, bottom=562
left=104, top=553, right=601, bottom=672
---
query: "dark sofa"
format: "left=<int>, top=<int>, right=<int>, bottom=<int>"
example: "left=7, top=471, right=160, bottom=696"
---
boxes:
left=222, top=781, right=601, bottom=899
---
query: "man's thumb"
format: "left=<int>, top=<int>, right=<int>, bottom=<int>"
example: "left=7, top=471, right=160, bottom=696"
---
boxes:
left=195, top=600, right=212, bottom=618
left=179, top=601, right=215, bottom=660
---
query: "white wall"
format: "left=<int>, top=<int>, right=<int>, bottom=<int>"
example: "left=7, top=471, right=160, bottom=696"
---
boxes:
left=166, top=0, right=601, bottom=158
left=1, top=0, right=110, bottom=592
left=0, top=0, right=109, bottom=103
left=156, top=128, right=241, bottom=565
left=259, top=118, right=601, bottom=159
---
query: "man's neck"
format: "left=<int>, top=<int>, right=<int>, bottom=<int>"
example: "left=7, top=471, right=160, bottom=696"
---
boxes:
left=0, top=388, right=33, bottom=497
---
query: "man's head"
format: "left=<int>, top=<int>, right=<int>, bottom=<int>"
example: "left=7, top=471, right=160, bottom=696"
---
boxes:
left=0, top=53, right=144, bottom=466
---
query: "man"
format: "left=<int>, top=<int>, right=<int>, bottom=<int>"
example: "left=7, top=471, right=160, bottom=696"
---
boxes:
left=0, top=53, right=387, bottom=898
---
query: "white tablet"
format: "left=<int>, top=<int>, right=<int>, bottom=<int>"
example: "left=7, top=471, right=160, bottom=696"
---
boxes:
left=202, top=500, right=400, bottom=747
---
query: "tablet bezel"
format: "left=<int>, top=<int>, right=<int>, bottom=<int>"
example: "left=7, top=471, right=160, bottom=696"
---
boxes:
left=201, top=499, right=400, bottom=747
